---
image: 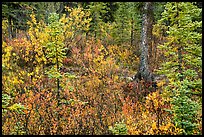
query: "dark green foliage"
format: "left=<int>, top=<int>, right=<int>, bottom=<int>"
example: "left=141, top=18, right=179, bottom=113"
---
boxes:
left=156, top=2, right=202, bottom=135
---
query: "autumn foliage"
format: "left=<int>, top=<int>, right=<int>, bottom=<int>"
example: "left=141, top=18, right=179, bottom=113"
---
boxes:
left=2, top=3, right=202, bottom=135
left=1, top=32, right=181, bottom=135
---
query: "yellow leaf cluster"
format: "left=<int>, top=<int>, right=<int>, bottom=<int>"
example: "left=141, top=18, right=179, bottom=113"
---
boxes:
left=150, top=121, right=182, bottom=135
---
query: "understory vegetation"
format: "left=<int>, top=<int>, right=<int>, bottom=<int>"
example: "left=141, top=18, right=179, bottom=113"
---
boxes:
left=2, top=2, right=202, bottom=135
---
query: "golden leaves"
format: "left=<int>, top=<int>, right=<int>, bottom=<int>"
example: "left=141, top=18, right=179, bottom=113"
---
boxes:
left=151, top=122, right=157, bottom=130
left=157, top=80, right=166, bottom=87
left=150, top=121, right=182, bottom=135
left=3, top=3, right=193, bottom=135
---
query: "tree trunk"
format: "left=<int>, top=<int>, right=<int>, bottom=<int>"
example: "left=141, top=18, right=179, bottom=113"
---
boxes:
left=57, top=2, right=65, bottom=17
left=12, top=20, right=17, bottom=39
left=121, top=18, right=124, bottom=43
left=8, top=16, right=13, bottom=40
left=175, top=3, right=183, bottom=82
left=130, top=17, right=134, bottom=47
left=147, top=2, right=154, bottom=61
left=134, top=2, right=154, bottom=82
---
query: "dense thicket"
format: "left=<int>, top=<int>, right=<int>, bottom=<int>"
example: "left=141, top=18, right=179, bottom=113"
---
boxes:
left=2, top=2, right=202, bottom=135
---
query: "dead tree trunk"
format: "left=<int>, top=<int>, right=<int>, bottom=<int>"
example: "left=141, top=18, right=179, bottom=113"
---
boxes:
left=134, top=2, right=154, bottom=82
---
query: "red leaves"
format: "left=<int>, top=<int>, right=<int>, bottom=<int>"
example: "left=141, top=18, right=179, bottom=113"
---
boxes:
left=122, top=81, right=157, bottom=102
left=62, top=58, right=73, bottom=66
left=2, top=26, right=174, bottom=135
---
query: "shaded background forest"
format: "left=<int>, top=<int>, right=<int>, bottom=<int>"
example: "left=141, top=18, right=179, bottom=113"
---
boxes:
left=2, top=2, right=202, bottom=135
